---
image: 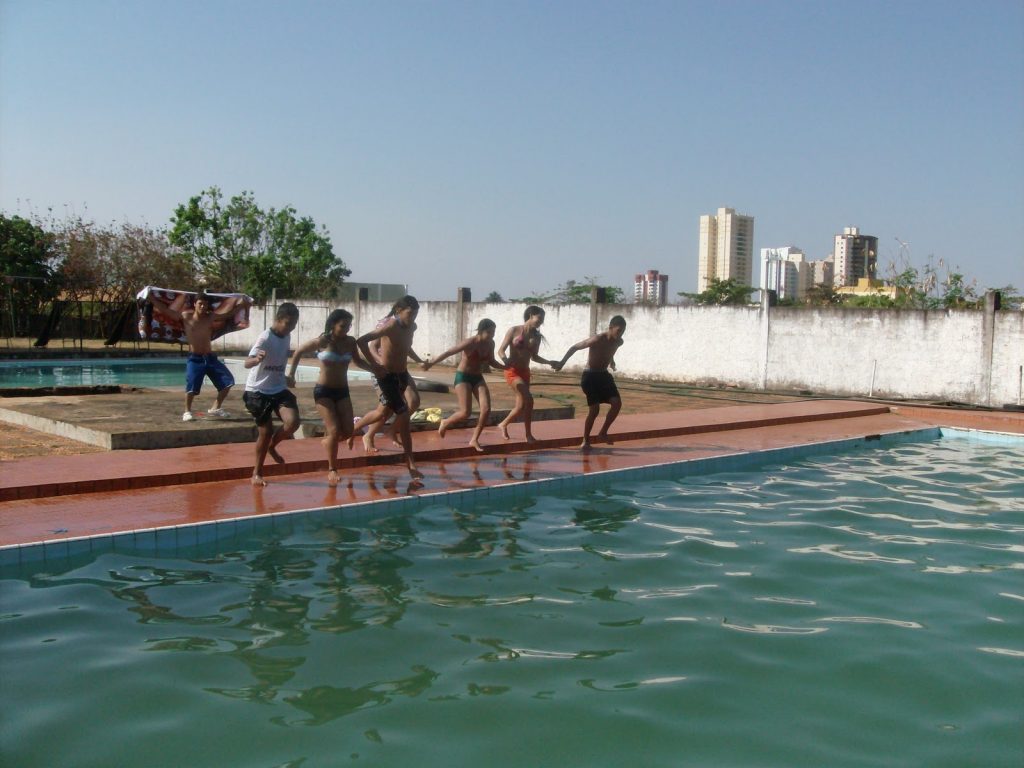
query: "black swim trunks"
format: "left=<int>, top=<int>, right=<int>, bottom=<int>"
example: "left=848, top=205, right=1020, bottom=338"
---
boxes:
left=376, top=371, right=411, bottom=415
left=313, top=384, right=350, bottom=403
left=580, top=369, right=620, bottom=406
left=243, top=389, right=299, bottom=426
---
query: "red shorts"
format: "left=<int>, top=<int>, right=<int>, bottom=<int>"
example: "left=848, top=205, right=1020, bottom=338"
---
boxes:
left=504, top=366, right=531, bottom=386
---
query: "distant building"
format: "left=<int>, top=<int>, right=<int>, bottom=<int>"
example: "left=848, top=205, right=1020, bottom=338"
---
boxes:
left=810, top=258, right=835, bottom=289
left=760, top=246, right=811, bottom=301
left=697, top=207, right=754, bottom=292
left=836, top=277, right=898, bottom=300
left=335, top=282, right=408, bottom=303
left=832, top=227, right=878, bottom=288
left=634, top=269, right=670, bottom=305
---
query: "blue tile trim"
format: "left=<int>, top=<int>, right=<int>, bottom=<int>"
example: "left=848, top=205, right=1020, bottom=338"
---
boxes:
left=939, top=427, right=1024, bottom=446
left=0, top=426, right=960, bottom=567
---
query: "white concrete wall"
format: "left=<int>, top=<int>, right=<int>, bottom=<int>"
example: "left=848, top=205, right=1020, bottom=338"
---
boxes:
left=992, top=311, right=1024, bottom=406
left=216, top=296, right=1024, bottom=406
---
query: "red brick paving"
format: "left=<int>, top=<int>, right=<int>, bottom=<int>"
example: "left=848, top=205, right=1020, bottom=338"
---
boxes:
left=1, top=401, right=1020, bottom=549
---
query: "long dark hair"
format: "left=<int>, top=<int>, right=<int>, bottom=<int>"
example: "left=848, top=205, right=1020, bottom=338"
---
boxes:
left=521, top=305, right=545, bottom=344
left=324, top=308, right=353, bottom=334
left=321, top=309, right=353, bottom=347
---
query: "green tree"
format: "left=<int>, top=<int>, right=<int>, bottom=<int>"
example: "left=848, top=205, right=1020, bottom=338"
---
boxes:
left=0, top=213, right=61, bottom=333
left=883, top=256, right=979, bottom=309
left=168, top=187, right=349, bottom=300
left=988, top=285, right=1022, bottom=311
left=484, top=291, right=503, bottom=302
left=518, top=278, right=624, bottom=305
left=681, top=277, right=754, bottom=306
left=802, top=282, right=842, bottom=306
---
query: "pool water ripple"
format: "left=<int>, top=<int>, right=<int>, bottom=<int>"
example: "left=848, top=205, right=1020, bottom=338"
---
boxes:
left=2, top=438, right=1022, bottom=766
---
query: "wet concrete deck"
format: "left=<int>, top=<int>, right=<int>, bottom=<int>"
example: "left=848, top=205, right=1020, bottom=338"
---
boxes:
left=0, top=375, right=572, bottom=450
left=2, top=399, right=1020, bottom=550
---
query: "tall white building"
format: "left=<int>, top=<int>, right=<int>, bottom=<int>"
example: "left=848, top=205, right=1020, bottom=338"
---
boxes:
left=697, top=207, right=755, bottom=292
left=811, top=258, right=835, bottom=289
left=760, top=246, right=811, bottom=301
left=634, top=269, right=670, bottom=305
left=832, top=227, right=878, bottom=287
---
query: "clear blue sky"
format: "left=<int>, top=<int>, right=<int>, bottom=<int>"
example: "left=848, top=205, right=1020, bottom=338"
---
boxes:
left=2, top=0, right=1022, bottom=300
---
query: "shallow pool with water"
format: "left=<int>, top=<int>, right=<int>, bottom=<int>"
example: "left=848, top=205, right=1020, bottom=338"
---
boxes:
left=1, top=437, right=1021, bottom=767
left=0, top=358, right=357, bottom=389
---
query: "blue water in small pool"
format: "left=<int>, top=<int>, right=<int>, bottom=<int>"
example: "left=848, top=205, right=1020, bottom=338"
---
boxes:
left=0, top=358, right=364, bottom=388
left=1, top=437, right=1021, bottom=767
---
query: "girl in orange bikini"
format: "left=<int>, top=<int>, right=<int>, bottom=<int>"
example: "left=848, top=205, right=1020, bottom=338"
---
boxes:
left=423, top=318, right=507, bottom=452
left=497, top=305, right=557, bottom=443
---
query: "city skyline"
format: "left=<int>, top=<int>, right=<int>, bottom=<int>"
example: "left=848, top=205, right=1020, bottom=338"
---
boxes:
left=2, top=1, right=1022, bottom=301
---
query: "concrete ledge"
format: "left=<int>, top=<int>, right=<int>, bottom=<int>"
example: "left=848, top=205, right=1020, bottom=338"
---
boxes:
left=0, top=407, right=116, bottom=449
left=0, top=400, right=890, bottom=502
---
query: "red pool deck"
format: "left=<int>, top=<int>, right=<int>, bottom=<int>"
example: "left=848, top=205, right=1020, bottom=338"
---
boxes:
left=1, top=400, right=1021, bottom=549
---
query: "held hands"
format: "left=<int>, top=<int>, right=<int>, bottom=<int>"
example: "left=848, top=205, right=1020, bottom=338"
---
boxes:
left=551, top=361, right=564, bottom=372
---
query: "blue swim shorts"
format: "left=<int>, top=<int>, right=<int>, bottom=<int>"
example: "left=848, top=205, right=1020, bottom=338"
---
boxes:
left=185, top=354, right=235, bottom=394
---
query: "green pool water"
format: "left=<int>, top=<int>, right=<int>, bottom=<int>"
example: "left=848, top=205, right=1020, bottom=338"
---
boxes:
left=1, top=437, right=1021, bottom=767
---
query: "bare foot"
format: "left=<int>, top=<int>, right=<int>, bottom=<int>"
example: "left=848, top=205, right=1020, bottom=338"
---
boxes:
left=598, top=432, right=614, bottom=445
left=327, top=469, right=339, bottom=487
left=362, top=433, right=380, bottom=454
left=251, top=474, right=267, bottom=487
left=499, top=423, right=511, bottom=440
left=469, top=440, right=484, bottom=453
left=525, top=434, right=539, bottom=444
left=579, top=440, right=593, bottom=451
left=269, top=446, right=285, bottom=464
left=438, top=420, right=448, bottom=439
left=409, top=466, right=424, bottom=481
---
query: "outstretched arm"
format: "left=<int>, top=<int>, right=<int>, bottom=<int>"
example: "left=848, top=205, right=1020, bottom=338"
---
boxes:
left=287, top=337, right=320, bottom=379
left=357, top=322, right=391, bottom=376
left=497, top=326, right=516, bottom=363
left=485, top=341, right=508, bottom=370
left=552, top=335, right=598, bottom=371
left=422, top=338, right=474, bottom=370
left=149, top=295, right=184, bottom=321
left=351, top=344, right=374, bottom=373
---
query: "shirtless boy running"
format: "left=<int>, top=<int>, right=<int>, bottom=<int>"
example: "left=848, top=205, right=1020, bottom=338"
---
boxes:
left=553, top=315, right=627, bottom=450
left=350, top=295, right=425, bottom=483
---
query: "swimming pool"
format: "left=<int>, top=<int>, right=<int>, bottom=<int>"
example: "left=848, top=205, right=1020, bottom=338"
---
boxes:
left=1, top=435, right=1020, bottom=766
left=0, top=358, right=363, bottom=389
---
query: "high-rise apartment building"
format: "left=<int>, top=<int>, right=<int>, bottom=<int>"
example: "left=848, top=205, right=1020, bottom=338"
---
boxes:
left=634, top=269, right=670, bottom=305
left=697, top=207, right=754, bottom=292
left=832, top=227, right=878, bottom=287
left=811, top=258, right=835, bottom=288
left=760, top=246, right=811, bottom=301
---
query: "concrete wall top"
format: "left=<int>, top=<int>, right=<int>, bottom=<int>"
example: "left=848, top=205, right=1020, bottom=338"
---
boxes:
left=214, top=295, right=1022, bottom=406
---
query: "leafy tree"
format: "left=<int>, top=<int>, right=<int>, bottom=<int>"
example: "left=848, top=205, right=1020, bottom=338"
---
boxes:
left=518, top=278, right=624, bottom=305
left=681, top=277, right=754, bottom=306
left=882, top=257, right=980, bottom=309
left=0, top=213, right=61, bottom=331
left=803, top=282, right=843, bottom=306
left=168, top=187, right=349, bottom=300
left=484, top=291, right=503, bottom=302
left=988, top=285, right=1022, bottom=311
